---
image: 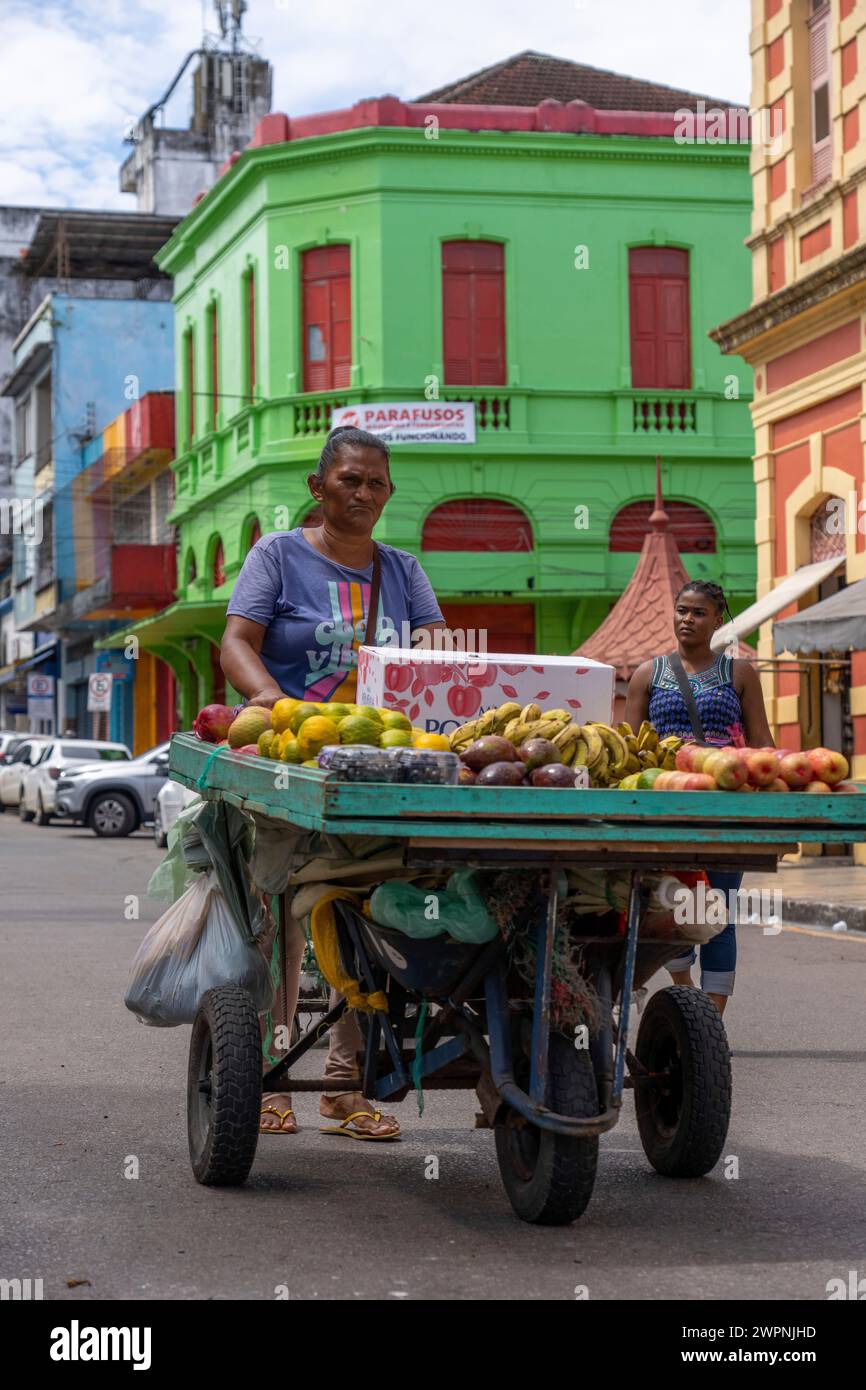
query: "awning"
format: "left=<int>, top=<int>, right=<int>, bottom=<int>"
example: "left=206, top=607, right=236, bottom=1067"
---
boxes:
left=94, top=600, right=226, bottom=650
left=773, top=577, right=866, bottom=653
left=0, top=643, right=60, bottom=687
left=711, top=556, right=844, bottom=650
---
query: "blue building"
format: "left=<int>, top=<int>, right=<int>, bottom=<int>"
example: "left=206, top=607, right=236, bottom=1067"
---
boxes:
left=1, top=293, right=174, bottom=736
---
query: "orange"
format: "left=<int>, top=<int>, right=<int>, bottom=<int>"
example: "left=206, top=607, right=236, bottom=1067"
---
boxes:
left=412, top=732, right=450, bottom=751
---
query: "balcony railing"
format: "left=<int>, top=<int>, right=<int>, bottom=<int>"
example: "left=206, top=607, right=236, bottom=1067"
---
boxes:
left=632, top=395, right=697, bottom=434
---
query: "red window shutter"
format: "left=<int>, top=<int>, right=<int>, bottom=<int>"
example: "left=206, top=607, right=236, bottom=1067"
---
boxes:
left=213, top=540, right=225, bottom=588
left=629, top=248, right=691, bottom=390
left=210, top=305, right=219, bottom=427
left=421, top=498, right=533, bottom=552
left=302, top=245, right=351, bottom=392
left=248, top=270, right=256, bottom=398
left=442, top=241, right=505, bottom=386
left=248, top=518, right=261, bottom=549
left=439, top=602, right=536, bottom=654
left=610, top=500, right=716, bottom=553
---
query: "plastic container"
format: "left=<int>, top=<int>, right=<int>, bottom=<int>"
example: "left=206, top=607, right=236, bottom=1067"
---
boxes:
left=316, top=745, right=402, bottom=782
left=386, top=747, right=460, bottom=785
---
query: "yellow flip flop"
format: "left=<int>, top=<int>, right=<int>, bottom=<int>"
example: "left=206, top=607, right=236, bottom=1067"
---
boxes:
left=319, top=1109, right=401, bottom=1141
left=260, top=1105, right=297, bottom=1135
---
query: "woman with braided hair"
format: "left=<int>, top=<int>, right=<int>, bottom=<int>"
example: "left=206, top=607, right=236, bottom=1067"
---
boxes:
left=624, top=580, right=774, bottom=1016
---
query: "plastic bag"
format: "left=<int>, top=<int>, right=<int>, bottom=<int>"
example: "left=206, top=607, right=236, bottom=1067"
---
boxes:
left=124, top=870, right=275, bottom=1027
left=369, top=869, right=498, bottom=944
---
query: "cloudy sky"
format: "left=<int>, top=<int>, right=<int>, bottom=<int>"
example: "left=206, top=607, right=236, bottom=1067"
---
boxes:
left=1, top=0, right=752, bottom=210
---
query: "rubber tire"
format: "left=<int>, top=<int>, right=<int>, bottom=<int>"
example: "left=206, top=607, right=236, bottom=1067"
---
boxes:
left=88, top=791, right=137, bottom=838
left=634, top=986, right=731, bottom=1178
left=19, top=798, right=34, bottom=822
left=34, top=795, right=51, bottom=827
left=187, top=986, right=262, bottom=1187
left=494, top=1032, right=599, bottom=1226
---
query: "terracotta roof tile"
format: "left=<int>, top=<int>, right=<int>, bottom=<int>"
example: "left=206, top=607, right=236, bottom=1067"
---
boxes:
left=416, top=50, right=735, bottom=113
left=575, top=465, right=692, bottom=680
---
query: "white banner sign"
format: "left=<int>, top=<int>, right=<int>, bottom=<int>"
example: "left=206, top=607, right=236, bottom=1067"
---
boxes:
left=331, top=402, right=476, bottom=444
left=87, top=672, right=113, bottom=712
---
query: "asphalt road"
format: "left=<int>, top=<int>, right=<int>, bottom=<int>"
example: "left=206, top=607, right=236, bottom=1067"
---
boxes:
left=1, top=812, right=865, bottom=1301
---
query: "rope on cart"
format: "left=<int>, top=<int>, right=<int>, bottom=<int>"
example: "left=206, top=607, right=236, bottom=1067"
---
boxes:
left=195, top=744, right=226, bottom=793
left=411, top=1000, right=429, bottom=1116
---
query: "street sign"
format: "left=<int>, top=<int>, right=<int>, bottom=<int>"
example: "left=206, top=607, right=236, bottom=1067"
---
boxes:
left=87, top=672, right=113, bottom=712
left=27, top=673, right=55, bottom=728
left=27, top=673, right=54, bottom=699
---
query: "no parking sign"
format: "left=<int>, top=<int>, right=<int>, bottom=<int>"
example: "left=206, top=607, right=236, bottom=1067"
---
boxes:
left=87, top=672, right=113, bottom=712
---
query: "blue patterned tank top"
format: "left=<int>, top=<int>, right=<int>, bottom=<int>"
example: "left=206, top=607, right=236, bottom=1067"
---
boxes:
left=648, top=652, right=745, bottom=747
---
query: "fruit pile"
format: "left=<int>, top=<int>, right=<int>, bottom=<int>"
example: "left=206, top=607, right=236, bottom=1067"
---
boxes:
left=192, top=699, right=450, bottom=766
left=448, top=704, right=683, bottom=787
left=651, top=744, right=858, bottom=793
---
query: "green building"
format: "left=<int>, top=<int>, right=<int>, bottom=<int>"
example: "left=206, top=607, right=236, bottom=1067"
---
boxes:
left=112, top=52, right=756, bottom=727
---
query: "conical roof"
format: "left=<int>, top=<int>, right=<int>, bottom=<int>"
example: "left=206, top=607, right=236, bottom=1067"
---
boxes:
left=575, top=460, right=691, bottom=680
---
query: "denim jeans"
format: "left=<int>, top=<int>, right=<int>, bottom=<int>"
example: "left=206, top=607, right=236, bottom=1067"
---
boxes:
left=666, top=870, right=742, bottom=996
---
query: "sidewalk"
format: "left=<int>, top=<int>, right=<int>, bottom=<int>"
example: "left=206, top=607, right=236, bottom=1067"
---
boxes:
left=742, top=860, right=866, bottom=932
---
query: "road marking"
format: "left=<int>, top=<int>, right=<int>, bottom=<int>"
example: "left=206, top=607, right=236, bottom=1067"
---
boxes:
left=775, top=922, right=866, bottom=942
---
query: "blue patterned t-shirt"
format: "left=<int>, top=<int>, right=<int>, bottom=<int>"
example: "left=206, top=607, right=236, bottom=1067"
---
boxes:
left=226, top=529, right=443, bottom=702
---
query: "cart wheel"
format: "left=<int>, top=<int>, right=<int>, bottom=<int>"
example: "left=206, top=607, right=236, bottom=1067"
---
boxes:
left=634, top=986, right=731, bottom=1178
left=494, top=1032, right=599, bottom=1226
left=187, top=986, right=262, bottom=1186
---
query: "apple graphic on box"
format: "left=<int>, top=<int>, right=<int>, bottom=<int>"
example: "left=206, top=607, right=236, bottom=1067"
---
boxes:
left=807, top=747, right=849, bottom=787
left=703, top=749, right=748, bottom=790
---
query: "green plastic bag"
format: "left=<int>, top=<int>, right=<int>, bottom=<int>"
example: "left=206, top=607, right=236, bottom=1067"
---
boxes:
left=369, top=869, right=498, bottom=944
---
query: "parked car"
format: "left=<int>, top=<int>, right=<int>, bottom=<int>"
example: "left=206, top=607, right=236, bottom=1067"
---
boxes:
left=21, top=738, right=131, bottom=825
left=153, top=776, right=199, bottom=848
left=0, top=736, right=51, bottom=810
left=0, top=731, right=29, bottom=765
left=54, top=741, right=172, bottom=837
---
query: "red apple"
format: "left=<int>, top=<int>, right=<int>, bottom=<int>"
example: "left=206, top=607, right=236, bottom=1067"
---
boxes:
left=675, top=745, right=697, bottom=772
left=778, top=752, right=812, bottom=790
left=807, top=747, right=849, bottom=787
left=767, top=778, right=790, bottom=792
left=745, top=747, right=780, bottom=787
left=653, top=772, right=675, bottom=789
left=833, top=781, right=862, bottom=794
left=703, top=749, right=748, bottom=790
left=805, top=780, right=832, bottom=793
left=193, top=702, right=236, bottom=743
left=682, top=773, right=716, bottom=791
left=236, top=744, right=260, bottom=755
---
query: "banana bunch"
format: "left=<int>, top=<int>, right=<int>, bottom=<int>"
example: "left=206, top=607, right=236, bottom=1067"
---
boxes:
left=448, top=704, right=685, bottom=784
left=608, top=721, right=684, bottom=780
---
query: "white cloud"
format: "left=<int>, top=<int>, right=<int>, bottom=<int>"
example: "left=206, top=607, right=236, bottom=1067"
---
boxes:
left=0, top=0, right=751, bottom=211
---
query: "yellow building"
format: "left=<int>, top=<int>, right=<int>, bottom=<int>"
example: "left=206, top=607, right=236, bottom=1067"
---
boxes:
left=712, top=0, right=866, bottom=844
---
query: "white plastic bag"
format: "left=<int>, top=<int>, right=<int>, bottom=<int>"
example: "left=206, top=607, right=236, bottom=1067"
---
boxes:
left=124, top=871, right=274, bottom=1027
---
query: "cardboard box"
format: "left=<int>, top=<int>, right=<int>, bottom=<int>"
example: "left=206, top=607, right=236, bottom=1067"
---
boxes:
left=357, top=647, right=615, bottom=736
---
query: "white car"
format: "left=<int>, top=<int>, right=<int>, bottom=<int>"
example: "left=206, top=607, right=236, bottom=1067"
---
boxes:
left=21, top=737, right=132, bottom=825
left=153, top=777, right=199, bottom=848
left=0, top=731, right=29, bottom=766
left=0, top=736, right=52, bottom=810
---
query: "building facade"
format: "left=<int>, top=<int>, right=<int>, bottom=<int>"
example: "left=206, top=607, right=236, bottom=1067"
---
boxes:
left=712, top=0, right=866, bottom=798
left=1, top=295, right=174, bottom=736
left=111, top=56, right=757, bottom=725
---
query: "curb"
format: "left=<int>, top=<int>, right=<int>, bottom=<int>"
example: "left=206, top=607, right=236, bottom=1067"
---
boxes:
left=780, top=897, right=866, bottom=933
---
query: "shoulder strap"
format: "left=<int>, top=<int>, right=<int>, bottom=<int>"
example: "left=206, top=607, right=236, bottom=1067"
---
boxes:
left=362, top=544, right=381, bottom=648
left=668, top=651, right=707, bottom=743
